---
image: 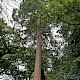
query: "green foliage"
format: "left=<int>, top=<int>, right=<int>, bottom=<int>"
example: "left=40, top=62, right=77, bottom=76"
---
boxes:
left=0, top=0, right=80, bottom=79
left=0, top=59, right=11, bottom=68
left=0, top=45, right=35, bottom=79
left=12, top=0, right=54, bottom=38
left=74, top=56, right=80, bottom=62
left=0, top=18, right=34, bottom=79
left=57, top=0, right=80, bottom=65
left=0, top=18, right=14, bottom=58
left=0, top=18, right=13, bottom=35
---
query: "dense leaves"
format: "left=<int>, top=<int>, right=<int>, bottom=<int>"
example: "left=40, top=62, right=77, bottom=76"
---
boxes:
left=0, top=18, right=35, bottom=79
left=58, top=0, right=80, bottom=62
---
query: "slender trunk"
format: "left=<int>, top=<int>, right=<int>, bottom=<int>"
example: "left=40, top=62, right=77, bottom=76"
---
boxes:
left=33, top=18, right=41, bottom=80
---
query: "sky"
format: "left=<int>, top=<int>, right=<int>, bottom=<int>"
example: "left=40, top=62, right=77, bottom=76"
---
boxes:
left=0, top=0, right=22, bottom=27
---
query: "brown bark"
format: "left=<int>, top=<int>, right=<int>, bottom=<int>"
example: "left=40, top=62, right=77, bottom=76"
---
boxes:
left=33, top=19, right=42, bottom=80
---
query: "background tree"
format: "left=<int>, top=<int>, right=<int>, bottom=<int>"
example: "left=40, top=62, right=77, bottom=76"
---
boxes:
left=0, top=18, right=35, bottom=80
left=57, top=0, right=80, bottom=63
left=51, top=0, right=80, bottom=79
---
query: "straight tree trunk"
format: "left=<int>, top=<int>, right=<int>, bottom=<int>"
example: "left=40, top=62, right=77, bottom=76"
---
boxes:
left=33, top=18, right=42, bottom=80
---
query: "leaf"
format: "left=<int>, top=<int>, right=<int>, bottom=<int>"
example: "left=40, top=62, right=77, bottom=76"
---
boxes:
left=2, top=54, right=12, bottom=59
left=74, top=56, right=80, bottom=62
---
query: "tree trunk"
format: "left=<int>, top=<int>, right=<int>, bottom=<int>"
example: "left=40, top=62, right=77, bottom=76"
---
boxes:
left=33, top=18, right=42, bottom=80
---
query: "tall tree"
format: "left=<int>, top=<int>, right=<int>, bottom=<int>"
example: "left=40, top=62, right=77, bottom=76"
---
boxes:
left=33, top=18, right=42, bottom=80
left=12, top=0, right=55, bottom=80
